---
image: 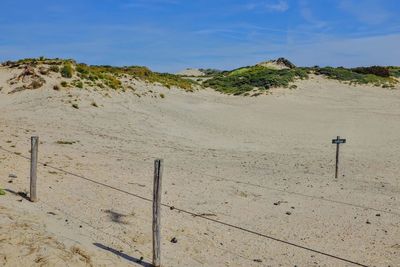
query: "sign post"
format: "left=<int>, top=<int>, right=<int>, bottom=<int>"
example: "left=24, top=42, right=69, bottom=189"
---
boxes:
left=332, top=136, right=346, bottom=178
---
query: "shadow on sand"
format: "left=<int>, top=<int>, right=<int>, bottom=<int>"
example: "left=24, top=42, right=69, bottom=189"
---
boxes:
left=93, top=243, right=153, bottom=267
left=5, top=188, right=30, bottom=201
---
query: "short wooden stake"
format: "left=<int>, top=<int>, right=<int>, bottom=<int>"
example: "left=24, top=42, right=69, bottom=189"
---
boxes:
left=152, top=159, right=163, bottom=267
left=30, top=136, right=39, bottom=202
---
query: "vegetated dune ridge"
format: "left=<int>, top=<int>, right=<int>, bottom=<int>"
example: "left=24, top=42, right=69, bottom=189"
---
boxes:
left=0, top=59, right=400, bottom=267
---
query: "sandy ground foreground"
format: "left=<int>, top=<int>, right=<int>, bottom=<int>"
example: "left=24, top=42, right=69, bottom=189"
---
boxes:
left=0, top=71, right=399, bottom=266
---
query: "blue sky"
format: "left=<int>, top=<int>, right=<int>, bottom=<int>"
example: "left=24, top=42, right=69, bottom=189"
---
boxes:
left=0, top=0, right=399, bottom=72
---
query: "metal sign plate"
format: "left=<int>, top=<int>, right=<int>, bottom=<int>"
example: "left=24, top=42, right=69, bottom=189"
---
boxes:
left=332, top=139, right=346, bottom=144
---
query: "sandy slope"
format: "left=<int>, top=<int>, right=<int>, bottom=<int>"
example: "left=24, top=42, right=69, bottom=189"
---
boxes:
left=0, top=67, right=399, bottom=267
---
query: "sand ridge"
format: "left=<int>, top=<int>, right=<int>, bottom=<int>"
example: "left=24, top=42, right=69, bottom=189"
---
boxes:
left=0, top=68, right=399, bottom=266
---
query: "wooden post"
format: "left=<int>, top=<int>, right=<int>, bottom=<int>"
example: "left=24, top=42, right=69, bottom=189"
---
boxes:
left=332, top=136, right=346, bottom=179
left=152, top=159, right=163, bottom=267
left=335, top=136, right=340, bottom=179
left=30, top=136, right=39, bottom=202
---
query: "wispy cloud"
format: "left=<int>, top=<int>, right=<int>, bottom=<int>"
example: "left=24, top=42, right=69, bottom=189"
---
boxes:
left=338, top=0, right=392, bottom=25
left=121, top=0, right=178, bottom=8
left=286, top=33, right=400, bottom=67
left=244, top=0, right=289, bottom=13
left=298, top=0, right=327, bottom=29
left=265, top=0, right=289, bottom=12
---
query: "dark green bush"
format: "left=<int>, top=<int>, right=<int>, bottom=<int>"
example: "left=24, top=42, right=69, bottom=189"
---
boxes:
left=352, top=66, right=390, bottom=77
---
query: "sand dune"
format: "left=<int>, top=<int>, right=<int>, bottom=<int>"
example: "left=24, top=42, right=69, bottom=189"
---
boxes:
left=0, top=64, right=399, bottom=266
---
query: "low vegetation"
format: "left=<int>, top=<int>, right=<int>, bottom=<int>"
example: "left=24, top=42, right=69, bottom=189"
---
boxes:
left=312, top=66, right=397, bottom=87
left=2, top=58, right=195, bottom=92
left=204, top=66, right=308, bottom=95
left=2, top=57, right=398, bottom=95
left=75, top=64, right=194, bottom=90
left=388, top=66, right=400, bottom=78
left=199, top=68, right=223, bottom=76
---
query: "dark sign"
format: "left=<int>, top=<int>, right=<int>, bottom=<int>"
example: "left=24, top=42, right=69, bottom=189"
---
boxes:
left=332, top=138, right=346, bottom=144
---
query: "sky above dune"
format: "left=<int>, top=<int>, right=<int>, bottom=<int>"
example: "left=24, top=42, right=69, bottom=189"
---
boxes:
left=0, top=0, right=399, bottom=72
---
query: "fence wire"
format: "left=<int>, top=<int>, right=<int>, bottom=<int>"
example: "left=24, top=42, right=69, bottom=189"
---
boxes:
left=0, top=145, right=373, bottom=267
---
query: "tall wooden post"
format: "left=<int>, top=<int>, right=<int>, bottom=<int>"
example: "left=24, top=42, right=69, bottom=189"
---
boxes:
left=153, top=159, right=163, bottom=267
left=30, top=136, right=39, bottom=202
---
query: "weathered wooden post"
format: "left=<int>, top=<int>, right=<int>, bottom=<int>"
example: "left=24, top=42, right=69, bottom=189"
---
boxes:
left=332, top=136, right=346, bottom=178
left=30, top=136, right=39, bottom=202
left=153, top=159, right=163, bottom=267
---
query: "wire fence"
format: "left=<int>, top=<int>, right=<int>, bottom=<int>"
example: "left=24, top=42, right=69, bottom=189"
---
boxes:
left=0, top=142, right=384, bottom=267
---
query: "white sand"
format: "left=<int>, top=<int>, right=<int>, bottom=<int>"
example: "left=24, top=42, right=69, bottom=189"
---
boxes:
left=0, top=66, right=399, bottom=266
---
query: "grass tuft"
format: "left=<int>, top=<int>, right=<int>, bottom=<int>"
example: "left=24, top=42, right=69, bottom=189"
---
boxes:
left=61, top=62, right=74, bottom=78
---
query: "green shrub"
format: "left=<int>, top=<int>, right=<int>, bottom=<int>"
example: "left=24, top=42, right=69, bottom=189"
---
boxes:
left=0, top=188, right=5, bottom=195
left=204, top=66, right=308, bottom=95
left=61, top=81, right=68, bottom=87
left=61, top=63, right=74, bottom=78
left=388, top=67, right=400, bottom=78
left=159, top=93, right=165, bottom=98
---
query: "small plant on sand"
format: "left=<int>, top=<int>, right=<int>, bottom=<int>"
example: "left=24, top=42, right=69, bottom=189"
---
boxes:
left=49, top=65, right=59, bottom=72
left=75, top=80, right=83, bottom=88
left=91, top=101, right=98, bottom=107
left=53, top=85, right=60, bottom=91
left=0, top=188, right=5, bottom=195
left=56, top=140, right=76, bottom=145
left=61, top=62, right=74, bottom=78
left=159, top=93, right=165, bottom=98
left=72, top=103, right=79, bottom=109
left=61, top=81, right=68, bottom=87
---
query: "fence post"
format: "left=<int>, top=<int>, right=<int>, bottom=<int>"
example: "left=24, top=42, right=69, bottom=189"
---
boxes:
left=153, top=159, right=163, bottom=267
left=30, top=136, right=39, bottom=202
